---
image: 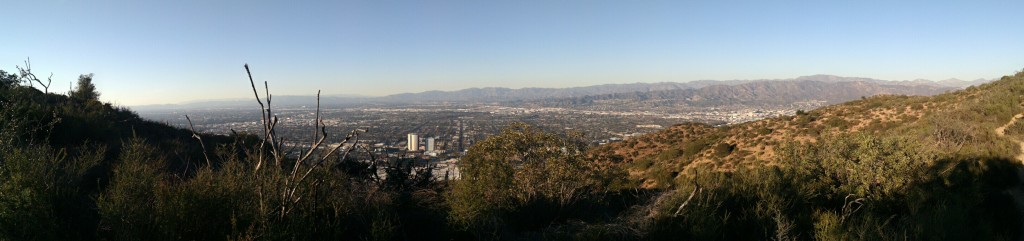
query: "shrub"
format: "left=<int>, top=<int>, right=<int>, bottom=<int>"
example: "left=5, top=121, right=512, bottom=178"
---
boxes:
left=0, top=144, right=103, bottom=240
left=645, top=134, right=1021, bottom=240
left=712, top=143, right=735, bottom=158
left=448, top=123, right=602, bottom=236
left=96, top=138, right=165, bottom=240
left=657, top=148, right=682, bottom=161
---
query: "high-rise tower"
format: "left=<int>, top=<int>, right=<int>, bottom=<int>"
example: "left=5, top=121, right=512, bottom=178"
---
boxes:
left=458, top=122, right=464, bottom=151
left=407, top=133, right=418, bottom=151
left=426, top=137, right=436, bottom=152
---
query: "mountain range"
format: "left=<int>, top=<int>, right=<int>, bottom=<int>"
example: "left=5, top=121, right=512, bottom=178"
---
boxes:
left=132, top=75, right=991, bottom=111
left=515, top=79, right=956, bottom=109
left=374, top=75, right=986, bottom=104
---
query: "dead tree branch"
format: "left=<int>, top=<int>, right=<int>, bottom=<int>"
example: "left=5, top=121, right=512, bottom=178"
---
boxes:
left=16, top=58, right=52, bottom=93
left=674, top=170, right=703, bottom=217
left=245, top=64, right=279, bottom=172
left=673, top=186, right=702, bottom=216
left=243, top=64, right=368, bottom=219
left=185, top=115, right=212, bottom=167
left=840, top=194, right=865, bottom=224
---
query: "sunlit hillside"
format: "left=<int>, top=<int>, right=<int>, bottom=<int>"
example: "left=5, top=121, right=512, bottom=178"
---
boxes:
left=596, top=70, right=1024, bottom=188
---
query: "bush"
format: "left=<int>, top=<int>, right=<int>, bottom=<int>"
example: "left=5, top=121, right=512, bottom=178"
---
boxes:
left=448, top=123, right=603, bottom=237
left=645, top=134, right=1021, bottom=240
left=657, top=148, right=682, bottom=161
left=712, top=143, right=735, bottom=158
left=96, top=138, right=165, bottom=240
left=0, top=144, right=103, bottom=240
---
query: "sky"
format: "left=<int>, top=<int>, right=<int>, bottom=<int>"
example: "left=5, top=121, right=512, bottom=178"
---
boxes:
left=2, top=0, right=1023, bottom=106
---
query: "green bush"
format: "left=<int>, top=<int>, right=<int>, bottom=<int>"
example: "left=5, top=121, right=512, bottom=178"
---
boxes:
left=0, top=144, right=103, bottom=240
left=646, top=134, right=1021, bottom=240
left=657, top=148, right=682, bottom=161
left=448, top=123, right=604, bottom=237
left=96, top=138, right=165, bottom=240
left=712, top=143, right=735, bottom=158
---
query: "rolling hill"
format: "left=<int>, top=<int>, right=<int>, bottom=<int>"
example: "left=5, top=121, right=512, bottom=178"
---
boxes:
left=594, top=72, right=1023, bottom=187
left=582, top=70, right=1024, bottom=240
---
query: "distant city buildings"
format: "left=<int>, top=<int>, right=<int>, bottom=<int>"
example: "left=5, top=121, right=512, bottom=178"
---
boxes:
left=145, top=101, right=822, bottom=184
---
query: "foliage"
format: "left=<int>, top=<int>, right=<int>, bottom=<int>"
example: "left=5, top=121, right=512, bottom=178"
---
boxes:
left=3, top=66, right=1024, bottom=241
left=448, top=123, right=606, bottom=237
left=645, top=134, right=1021, bottom=240
left=96, top=138, right=164, bottom=240
left=69, top=74, right=99, bottom=101
left=712, top=142, right=734, bottom=158
left=0, top=144, right=103, bottom=240
left=0, top=70, right=16, bottom=89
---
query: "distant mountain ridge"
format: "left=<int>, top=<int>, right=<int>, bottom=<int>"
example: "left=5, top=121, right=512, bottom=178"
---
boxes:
left=377, top=82, right=693, bottom=103
left=377, top=75, right=987, bottom=103
left=132, top=75, right=992, bottom=111
left=516, top=79, right=957, bottom=109
left=793, top=74, right=991, bottom=88
left=590, top=69, right=1024, bottom=193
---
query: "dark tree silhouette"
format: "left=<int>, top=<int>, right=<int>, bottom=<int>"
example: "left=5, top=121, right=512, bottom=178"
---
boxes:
left=69, top=74, right=99, bottom=100
left=0, top=70, right=16, bottom=88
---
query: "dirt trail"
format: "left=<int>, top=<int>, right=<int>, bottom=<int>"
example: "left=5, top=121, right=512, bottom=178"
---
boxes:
left=996, top=113, right=1024, bottom=162
left=995, top=113, right=1024, bottom=240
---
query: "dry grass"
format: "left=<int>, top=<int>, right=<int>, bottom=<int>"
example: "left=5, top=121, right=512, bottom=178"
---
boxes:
left=595, top=73, right=1024, bottom=188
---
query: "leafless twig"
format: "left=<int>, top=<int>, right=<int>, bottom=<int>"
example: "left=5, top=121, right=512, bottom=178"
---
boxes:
left=185, top=115, right=212, bottom=167
left=672, top=169, right=703, bottom=217
left=245, top=64, right=278, bottom=172
left=840, top=194, right=865, bottom=223
left=16, top=58, right=52, bottom=93
left=243, top=64, right=367, bottom=219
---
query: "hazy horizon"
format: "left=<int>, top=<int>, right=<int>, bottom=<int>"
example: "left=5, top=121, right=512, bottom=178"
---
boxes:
left=129, top=73, right=991, bottom=107
left=4, top=1, right=1023, bottom=106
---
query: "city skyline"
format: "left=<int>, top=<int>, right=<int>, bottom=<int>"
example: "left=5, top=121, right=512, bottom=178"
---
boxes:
left=3, top=1, right=1023, bottom=106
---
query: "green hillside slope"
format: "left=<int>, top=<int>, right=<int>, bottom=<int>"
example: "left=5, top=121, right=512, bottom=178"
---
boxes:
left=595, top=71, right=1024, bottom=188
left=591, top=70, right=1024, bottom=240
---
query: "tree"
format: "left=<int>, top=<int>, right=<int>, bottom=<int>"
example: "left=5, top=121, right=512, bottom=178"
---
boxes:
left=0, top=70, right=17, bottom=88
left=16, top=58, right=53, bottom=93
left=449, top=123, right=599, bottom=233
left=69, top=74, right=99, bottom=100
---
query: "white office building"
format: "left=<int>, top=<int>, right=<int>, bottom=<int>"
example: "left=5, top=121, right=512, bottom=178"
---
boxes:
left=407, top=133, right=418, bottom=151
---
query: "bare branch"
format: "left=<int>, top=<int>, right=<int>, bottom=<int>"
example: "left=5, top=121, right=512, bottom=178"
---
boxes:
left=17, top=57, right=52, bottom=93
left=312, top=90, right=320, bottom=146
left=186, top=115, right=212, bottom=167
left=245, top=64, right=268, bottom=172
left=673, top=186, right=701, bottom=216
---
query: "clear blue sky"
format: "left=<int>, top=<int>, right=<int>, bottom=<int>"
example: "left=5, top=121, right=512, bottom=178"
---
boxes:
left=3, top=0, right=1023, bottom=106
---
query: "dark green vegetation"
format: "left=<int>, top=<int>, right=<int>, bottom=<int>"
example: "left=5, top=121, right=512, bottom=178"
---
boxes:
left=2, top=66, right=1024, bottom=241
left=641, top=135, right=1020, bottom=240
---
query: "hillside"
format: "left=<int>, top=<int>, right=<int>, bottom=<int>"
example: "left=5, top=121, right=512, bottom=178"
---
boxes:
left=594, top=71, right=1023, bottom=188
left=0, top=72, right=230, bottom=166
left=0, top=71, right=239, bottom=240
left=3, top=67, right=1022, bottom=241
left=582, top=70, right=1024, bottom=240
